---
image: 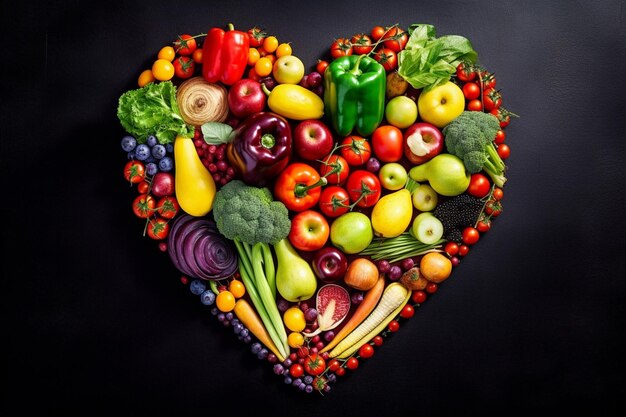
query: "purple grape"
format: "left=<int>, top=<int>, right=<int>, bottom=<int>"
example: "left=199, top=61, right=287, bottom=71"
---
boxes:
left=401, top=258, right=415, bottom=271
left=307, top=71, right=322, bottom=87
left=276, top=298, right=290, bottom=312
left=377, top=259, right=391, bottom=274
left=259, top=76, right=277, bottom=90
left=305, top=385, right=314, bottom=394
left=365, top=157, right=381, bottom=173
left=351, top=292, right=364, bottom=305
left=388, top=265, right=402, bottom=281
left=298, top=74, right=310, bottom=88
left=273, top=364, right=284, bottom=375
left=304, top=308, right=318, bottom=322
left=323, top=331, right=335, bottom=342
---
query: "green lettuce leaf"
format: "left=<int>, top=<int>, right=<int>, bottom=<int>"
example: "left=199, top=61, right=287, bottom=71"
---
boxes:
left=117, top=81, right=193, bottom=144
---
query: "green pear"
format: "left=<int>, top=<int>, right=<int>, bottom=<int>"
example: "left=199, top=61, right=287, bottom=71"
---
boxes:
left=274, top=238, right=317, bottom=302
left=409, top=154, right=470, bottom=196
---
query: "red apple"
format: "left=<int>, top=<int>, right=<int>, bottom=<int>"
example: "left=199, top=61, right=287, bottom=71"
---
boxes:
left=151, top=172, right=174, bottom=197
left=227, top=79, right=267, bottom=119
left=288, top=210, right=329, bottom=252
left=293, top=119, right=334, bottom=161
left=403, top=122, right=444, bottom=165
left=312, top=246, right=348, bottom=283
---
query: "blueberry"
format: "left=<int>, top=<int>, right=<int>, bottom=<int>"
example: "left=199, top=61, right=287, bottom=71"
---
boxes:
left=127, top=151, right=136, bottom=160
left=135, top=144, right=151, bottom=161
left=305, top=385, right=314, bottom=394
left=146, top=135, right=158, bottom=147
left=152, top=144, right=166, bottom=159
left=251, top=343, right=262, bottom=354
left=200, top=290, right=216, bottom=306
left=158, top=156, right=173, bottom=172
left=121, top=135, right=137, bottom=152
left=189, top=279, right=206, bottom=295
left=239, top=328, right=249, bottom=338
left=145, top=162, right=158, bottom=176
left=165, top=143, right=174, bottom=153
left=303, top=375, right=313, bottom=384
left=284, top=376, right=293, bottom=385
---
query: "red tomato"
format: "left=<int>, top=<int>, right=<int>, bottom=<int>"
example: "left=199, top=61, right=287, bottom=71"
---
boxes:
left=327, top=359, right=341, bottom=372
left=137, top=180, right=150, bottom=194
left=458, top=245, right=470, bottom=256
left=494, top=129, right=506, bottom=144
left=492, top=187, right=504, bottom=201
left=247, top=27, right=266, bottom=48
left=346, top=170, right=382, bottom=208
left=173, top=56, right=196, bottom=79
left=346, top=357, right=359, bottom=370
left=497, top=143, right=511, bottom=159
left=400, top=304, right=414, bottom=319
left=490, top=108, right=511, bottom=128
left=371, top=125, right=403, bottom=162
left=289, top=363, right=305, bottom=377
left=444, top=241, right=459, bottom=256
left=318, top=186, right=350, bottom=218
left=350, top=33, right=373, bottom=55
left=383, top=27, right=408, bottom=52
left=319, top=154, right=350, bottom=186
left=132, top=194, right=155, bottom=218
left=482, top=88, right=502, bottom=111
left=316, top=59, right=329, bottom=74
left=124, top=160, right=145, bottom=184
left=462, top=227, right=480, bottom=245
left=288, top=210, right=330, bottom=252
left=456, top=62, right=477, bottom=82
left=462, top=82, right=481, bottom=100
left=174, top=34, right=197, bottom=56
left=156, top=196, right=180, bottom=219
left=466, top=99, right=483, bottom=112
left=467, top=173, right=491, bottom=198
left=481, top=71, right=497, bottom=89
left=370, top=25, right=386, bottom=41
left=412, top=290, right=427, bottom=304
left=484, top=199, right=503, bottom=217
left=147, top=216, right=169, bottom=240
left=340, top=136, right=372, bottom=166
left=330, top=38, right=353, bottom=58
left=358, top=344, right=375, bottom=358
left=373, top=48, right=397, bottom=71
left=476, top=217, right=492, bottom=233
left=388, top=320, right=400, bottom=332
left=303, top=353, right=326, bottom=376
left=192, top=48, right=203, bottom=64
left=372, top=335, right=384, bottom=346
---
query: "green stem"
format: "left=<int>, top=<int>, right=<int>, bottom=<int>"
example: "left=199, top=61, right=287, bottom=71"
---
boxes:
left=261, top=243, right=276, bottom=300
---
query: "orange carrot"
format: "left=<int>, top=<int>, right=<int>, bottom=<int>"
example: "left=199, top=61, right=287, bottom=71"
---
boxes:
left=320, top=274, right=386, bottom=353
left=233, top=299, right=285, bottom=362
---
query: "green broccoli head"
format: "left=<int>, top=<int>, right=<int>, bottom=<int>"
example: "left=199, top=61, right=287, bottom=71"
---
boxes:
left=213, top=180, right=291, bottom=245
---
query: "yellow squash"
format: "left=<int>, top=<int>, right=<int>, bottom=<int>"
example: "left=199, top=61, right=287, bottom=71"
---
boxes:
left=266, top=84, right=324, bottom=120
left=174, top=135, right=216, bottom=216
left=371, top=189, right=413, bottom=238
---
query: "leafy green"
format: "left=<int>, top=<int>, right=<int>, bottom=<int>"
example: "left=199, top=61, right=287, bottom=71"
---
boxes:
left=117, top=81, right=193, bottom=144
left=201, top=122, right=234, bottom=145
left=397, top=24, right=478, bottom=90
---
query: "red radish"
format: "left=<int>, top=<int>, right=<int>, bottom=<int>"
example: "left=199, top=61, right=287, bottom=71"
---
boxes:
left=304, top=284, right=350, bottom=337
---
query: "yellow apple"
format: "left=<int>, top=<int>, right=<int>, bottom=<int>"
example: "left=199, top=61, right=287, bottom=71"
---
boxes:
left=417, top=81, right=465, bottom=128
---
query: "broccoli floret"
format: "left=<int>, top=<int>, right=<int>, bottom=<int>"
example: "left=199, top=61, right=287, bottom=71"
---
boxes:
left=443, top=111, right=507, bottom=187
left=213, top=180, right=291, bottom=245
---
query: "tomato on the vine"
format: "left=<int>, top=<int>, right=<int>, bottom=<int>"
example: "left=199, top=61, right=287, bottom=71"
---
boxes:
left=303, top=353, right=326, bottom=376
left=192, top=48, right=203, bottom=64
left=467, top=173, right=491, bottom=198
left=492, top=187, right=504, bottom=201
left=316, top=59, right=329, bottom=74
left=132, top=194, right=155, bottom=218
left=476, top=216, right=492, bottom=233
left=346, top=170, right=382, bottom=208
left=481, top=71, right=497, bottom=89
left=494, top=129, right=506, bottom=144
left=124, top=160, right=145, bottom=184
left=247, top=27, right=266, bottom=48
left=462, top=226, right=480, bottom=245
left=318, top=186, right=350, bottom=218
left=490, top=108, right=511, bottom=128
left=174, top=34, right=197, bottom=56
left=330, top=38, right=353, bottom=58
left=497, top=143, right=511, bottom=159
left=400, top=304, right=414, bottom=319
left=156, top=196, right=180, bottom=219
left=373, top=48, right=397, bottom=71
left=372, top=335, right=384, bottom=346
left=456, top=62, right=477, bottom=82
left=484, top=199, right=503, bottom=217
left=147, top=216, right=169, bottom=240
left=327, top=359, right=341, bottom=372
left=370, top=25, right=386, bottom=41
left=173, top=56, right=196, bottom=79
left=358, top=344, right=375, bottom=358
left=388, top=320, right=400, bottom=332
left=319, top=154, right=350, bottom=186
left=350, top=33, right=373, bottom=55
left=340, top=136, right=372, bottom=166
left=346, top=357, right=359, bottom=370
left=383, top=27, right=408, bottom=52
left=482, top=88, right=502, bottom=111
left=371, top=125, right=403, bottom=162
left=466, top=99, right=483, bottom=112
left=462, top=82, right=481, bottom=100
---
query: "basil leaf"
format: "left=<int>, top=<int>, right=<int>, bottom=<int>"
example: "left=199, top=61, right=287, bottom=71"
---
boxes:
left=201, top=122, right=234, bottom=145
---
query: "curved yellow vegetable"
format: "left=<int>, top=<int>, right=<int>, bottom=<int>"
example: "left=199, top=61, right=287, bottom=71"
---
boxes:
left=266, top=84, right=324, bottom=120
left=174, top=135, right=216, bottom=216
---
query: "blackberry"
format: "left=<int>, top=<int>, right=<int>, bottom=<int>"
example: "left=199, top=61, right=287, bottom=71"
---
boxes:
left=433, top=194, right=484, bottom=242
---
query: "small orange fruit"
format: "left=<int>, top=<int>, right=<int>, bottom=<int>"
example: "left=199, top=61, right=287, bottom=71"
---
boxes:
left=419, top=252, right=452, bottom=283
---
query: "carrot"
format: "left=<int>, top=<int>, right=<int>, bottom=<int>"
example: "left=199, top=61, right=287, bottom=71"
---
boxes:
left=320, top=274, right=385, bottom=354
left=233, top=298, right=286, bottom=362
left=328, top=282, right=411, bottom=359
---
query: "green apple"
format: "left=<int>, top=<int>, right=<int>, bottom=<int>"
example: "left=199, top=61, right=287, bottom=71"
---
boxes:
left=378, top=162, right=408, bottom=191
left=385, top=95, right=418, bottom=129
left=412, top=212, right=444, bottom=244
left=330, top=212, right=374, bottom=254
left=272, top=55, right=305, bottom=85
left=417, top=81, right=465, bottom=128
left=411, top=183, right=438, bottom=211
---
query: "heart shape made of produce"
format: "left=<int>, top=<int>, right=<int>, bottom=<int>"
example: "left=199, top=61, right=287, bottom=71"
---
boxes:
left=117, top=22, right=514, bottom=396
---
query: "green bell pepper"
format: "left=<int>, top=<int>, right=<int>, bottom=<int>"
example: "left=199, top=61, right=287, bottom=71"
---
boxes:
left=323, top=55, right=386, bottom=137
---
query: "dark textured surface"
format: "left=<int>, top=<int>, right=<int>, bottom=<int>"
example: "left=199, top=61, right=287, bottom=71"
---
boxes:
left=2, top=0, right=625, bottom=415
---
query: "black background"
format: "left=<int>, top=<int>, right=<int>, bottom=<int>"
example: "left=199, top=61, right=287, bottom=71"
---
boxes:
left=3, top=0, right=625, bottom=415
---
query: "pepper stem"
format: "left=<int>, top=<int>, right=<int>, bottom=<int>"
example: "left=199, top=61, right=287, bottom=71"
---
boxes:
left=260, top=133, right=275, bottom=149
left=294, top=177, right=328, bottom=198
left=350, top=54, right=366, bottom=76
left=227, top=23, right=235, bottom=31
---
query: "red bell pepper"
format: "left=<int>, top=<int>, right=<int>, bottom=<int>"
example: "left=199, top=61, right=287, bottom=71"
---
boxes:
left=274, top=163, right=328, bottom=212
left=202, top=23, right=249, bottom=86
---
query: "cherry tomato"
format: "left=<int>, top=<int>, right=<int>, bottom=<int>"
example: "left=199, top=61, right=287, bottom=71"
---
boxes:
left=373, top=48, right=397, bottom=71
left=370, top=25, right=386, bottom=41
left=494, top=129, right=506, bottom=144
left=462, top=82, right=481, bottom=100
left=358, top=344, right=375, bottom=358
left=388, top=320, right=400, bottom=332
left=425, top=282, right=438, bottom=294
left=456, top=62, right=476, bottom=82
left=318, top=186, right=350, bottom=218
left=216, top=290, right=236, bottom=312
left=228, top=279, right=246, bottom=298
left=346, top=170, right=382, bottom=208
left=346, top=357, right=359, bottom=370
left=152, top=59, right=175, bottom=81
left=480, top=71, right=497, bottom=89
left=467, top=99, right=483, bottom=112
left=462, top=227, right=480, bottom=245
left=412, top=290, right=427, bottom=304
left=174, top=34, right=197, bottom=56
left=484, top=199, right=503, bottom=217
left=254, top=57, right=273, bottom=77
left=157, top=46, right=176, bottom=62
left=247, top=27, right=266, bottom=48
left=303, top=353, right=326, bottom=376
left=476, top=217, right=492, bottom=233
left=173, top=56, right=196, bottom=79
left=492, top=187, right=504, bottom=201
left=497, top=143, right=511, bottom=159
left=132, top=194, right=155, bottom=218
left=137, top=180, right=150, bottom=194
left=372, top=336, right=384, bottom=346
left=482, top=88, right=502, bottom=111
left=147, top=216, right=170, bottom=240
left=350, top=33, right=373, bottom=55
left=124, top=160, right=145, bottom=184
left=137, top=69, right=155, bottom=87
left=335, top=367, right=346, bottom=376
left=247, top=48, right=260, bottom=66
left=275, top=43, right=292, bottom=58
left=289, top=363, right=305, bottom=378
left=467, top=173, right=491, bottom=198
left=371, top=125, right=403, bottom=162
left=330, top=38, right=353, bottom=58
left=383, top=27, right=408, bottom=52
left=340, top=136, right=372, bottom=166
left=328, top=359, right=341, bottom=372
left=192, top=48, right=203, bottom=64
left=316, top=59, right=329, bottom=74
left=400, top=304, right=415, bottom=319
left=319, top=154, right=350, bottom=186
left=263, top=36, right=279, bottom=53
left=445, top=241, right=459, bottom=256
left=458, top=245, right=470, bottom=257
left=156, top=196, right=180, bottom=219
left=490, top=108, right=511, bottom=128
